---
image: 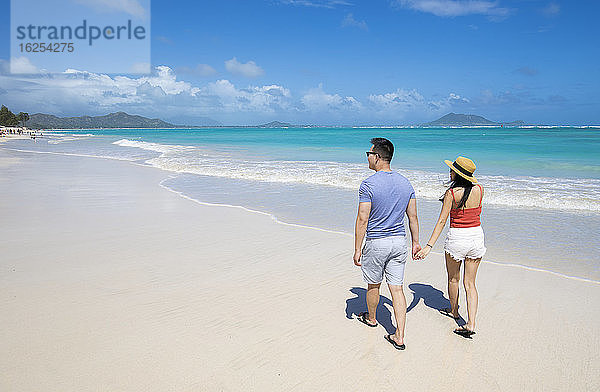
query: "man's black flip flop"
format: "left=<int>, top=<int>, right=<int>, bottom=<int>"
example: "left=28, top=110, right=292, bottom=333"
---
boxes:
left=439, top=308, right=460, bottom=320
left=385, top=334, right=406, bottom=350
left=357, top=312, right=378, bottom=327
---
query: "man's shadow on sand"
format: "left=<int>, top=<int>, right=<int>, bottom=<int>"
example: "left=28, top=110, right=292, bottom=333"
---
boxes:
left=345, top=283, right=464, bottom=332
left=345, top=287, right=396, bottom=334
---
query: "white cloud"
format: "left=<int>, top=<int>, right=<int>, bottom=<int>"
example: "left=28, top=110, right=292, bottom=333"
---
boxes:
left=130, top=62, right=151, bottom=73
left=429, top=92, right=470, bottom=110
left=369, top=88, right=425, bottom=110
left=394, top=0, right=510, bottom=18
left=200, top=80, right=292, bottom=113
left=542, top=2, right=560, bottom=17
left=301, top=83, right=361, bottom=112
left=225, top=58, right=265, bottom=78
left=449, top=92, right=469, bottom=102
left=368, top=89, right=469, bottom=119
left=0, top=65, right=294, bottom=123
left=136, top=81, right=167, bottom=98
left=0, top=64, right=473, bottom=124
left=0, top=66, right=200, bottom=117
left=196, top=64, right=217, bottom=77
left=139, top=66, right=198, bottom=95
left=10, top=57, right=41, bottom=74
left=342, top=13, right=368, bottom=30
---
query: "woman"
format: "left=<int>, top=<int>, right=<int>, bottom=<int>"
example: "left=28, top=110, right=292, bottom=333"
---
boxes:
left=416, top=156, right=486, bottom=337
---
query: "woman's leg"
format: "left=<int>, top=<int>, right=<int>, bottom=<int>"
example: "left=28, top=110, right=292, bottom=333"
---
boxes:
left=445, top=252, right=461, bottom=318
left=463, top=257, right=481, bottom=331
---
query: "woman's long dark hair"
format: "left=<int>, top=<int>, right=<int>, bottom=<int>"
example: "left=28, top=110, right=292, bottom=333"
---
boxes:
left=439, top=173, right=474, bottom=209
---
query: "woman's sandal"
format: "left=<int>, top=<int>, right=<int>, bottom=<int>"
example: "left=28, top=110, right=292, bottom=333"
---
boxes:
left=385, top=334, right=406, bottom=350
left=453, top=326, right=476, bottom=338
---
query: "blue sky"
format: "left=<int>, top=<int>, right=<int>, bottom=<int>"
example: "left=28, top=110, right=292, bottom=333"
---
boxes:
left=0, top=0, right=599, bottom=125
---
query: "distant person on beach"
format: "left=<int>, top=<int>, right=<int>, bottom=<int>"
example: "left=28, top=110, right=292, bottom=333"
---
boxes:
left=415, top=156, right=486, bottom=338
left=354, top=137, right=421, bottom=350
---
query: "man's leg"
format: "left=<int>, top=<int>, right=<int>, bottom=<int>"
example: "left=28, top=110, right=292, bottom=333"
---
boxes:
left=366, top=283, right=381, bottom=324
left=387, top=284, right=406, bottom=345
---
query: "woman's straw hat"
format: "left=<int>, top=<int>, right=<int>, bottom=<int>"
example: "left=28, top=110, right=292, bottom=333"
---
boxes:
left=444, top=156, right=478, bottom=183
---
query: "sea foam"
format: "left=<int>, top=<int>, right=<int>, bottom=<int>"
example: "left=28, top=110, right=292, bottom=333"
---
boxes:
left=113, top=138, right=600, bottom=213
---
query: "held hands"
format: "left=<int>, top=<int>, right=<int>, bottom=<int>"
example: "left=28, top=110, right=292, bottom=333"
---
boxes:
left=412, top=242, right=422, bottom=260
left=415, top=245, right=432, bottom=260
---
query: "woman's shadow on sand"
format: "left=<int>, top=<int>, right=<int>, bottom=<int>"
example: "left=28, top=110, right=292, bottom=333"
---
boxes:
left=345, top=283, right=464, bottom=332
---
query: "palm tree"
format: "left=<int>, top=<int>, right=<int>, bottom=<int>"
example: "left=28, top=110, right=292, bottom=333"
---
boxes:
left=17, top=112, right=30, bottom=127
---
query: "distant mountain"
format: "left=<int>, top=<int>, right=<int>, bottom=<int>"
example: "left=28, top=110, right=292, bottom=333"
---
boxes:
left=501, top=120, right=526, bottom=126
left=421, top=113, right=524, bottom=127
left=26, top=112, right=176, bottom=129
left=256, top=121, right=294, bottom=128
left=25, top=111, right=221, bottom=129
left=190, top=117, right=222, bottom=127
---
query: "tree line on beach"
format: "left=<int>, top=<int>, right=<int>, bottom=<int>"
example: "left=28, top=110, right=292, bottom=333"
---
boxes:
left=0, top=105, right=29, bottom=127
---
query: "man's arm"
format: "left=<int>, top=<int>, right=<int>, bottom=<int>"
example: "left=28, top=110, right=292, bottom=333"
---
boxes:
left=354, top=202, right=371, bottom=266
left=405, top=198, right=421, bottom=259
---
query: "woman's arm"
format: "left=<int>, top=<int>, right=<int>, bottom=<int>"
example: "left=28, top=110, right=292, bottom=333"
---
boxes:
left=415, top=189, right=453, bottom=259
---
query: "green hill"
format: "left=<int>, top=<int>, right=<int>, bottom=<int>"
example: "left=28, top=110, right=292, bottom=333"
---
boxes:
left=421, top=113, right=524, bottom=127
left=26, top=112, right=179, bottom=129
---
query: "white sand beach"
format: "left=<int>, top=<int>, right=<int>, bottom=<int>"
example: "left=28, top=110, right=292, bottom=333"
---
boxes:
left=1, top=147, right=599, bottom=391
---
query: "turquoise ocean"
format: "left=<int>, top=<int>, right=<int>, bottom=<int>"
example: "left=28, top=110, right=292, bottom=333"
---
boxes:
left=5, top=126, right=600, bottom=281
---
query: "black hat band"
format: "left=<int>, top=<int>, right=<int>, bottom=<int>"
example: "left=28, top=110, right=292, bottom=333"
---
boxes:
left=452, top=161, right=473, bottom=177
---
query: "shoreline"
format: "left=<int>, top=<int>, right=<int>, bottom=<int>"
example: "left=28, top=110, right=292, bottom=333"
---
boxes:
left=3, top=141, right=600, bottom=283
left=4, top=141, right=600, bottom=213
left=12, top=134, right=600, bottom=214
left=159, top=177, right=600, bottom=286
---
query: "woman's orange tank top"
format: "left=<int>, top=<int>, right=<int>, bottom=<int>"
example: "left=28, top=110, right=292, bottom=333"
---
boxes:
left=450, top=184, right=483, bottom=228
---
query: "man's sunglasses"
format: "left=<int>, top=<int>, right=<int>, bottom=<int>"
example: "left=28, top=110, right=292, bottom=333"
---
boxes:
left=365, top=151, right=379, bottom=157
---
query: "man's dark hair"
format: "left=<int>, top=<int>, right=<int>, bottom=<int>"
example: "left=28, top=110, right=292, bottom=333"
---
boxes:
left=370, top=137, right=394, bottom=162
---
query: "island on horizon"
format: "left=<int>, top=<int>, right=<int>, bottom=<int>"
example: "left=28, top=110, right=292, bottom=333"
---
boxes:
left=420, top=113, right=525, bottom=127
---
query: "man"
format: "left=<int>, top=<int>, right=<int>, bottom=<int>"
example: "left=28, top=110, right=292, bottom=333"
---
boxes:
left=354, top=137, right=420, bottom=350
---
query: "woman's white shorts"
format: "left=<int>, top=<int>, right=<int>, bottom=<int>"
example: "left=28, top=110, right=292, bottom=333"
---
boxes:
left=444, top=226, right=486, bottom=262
